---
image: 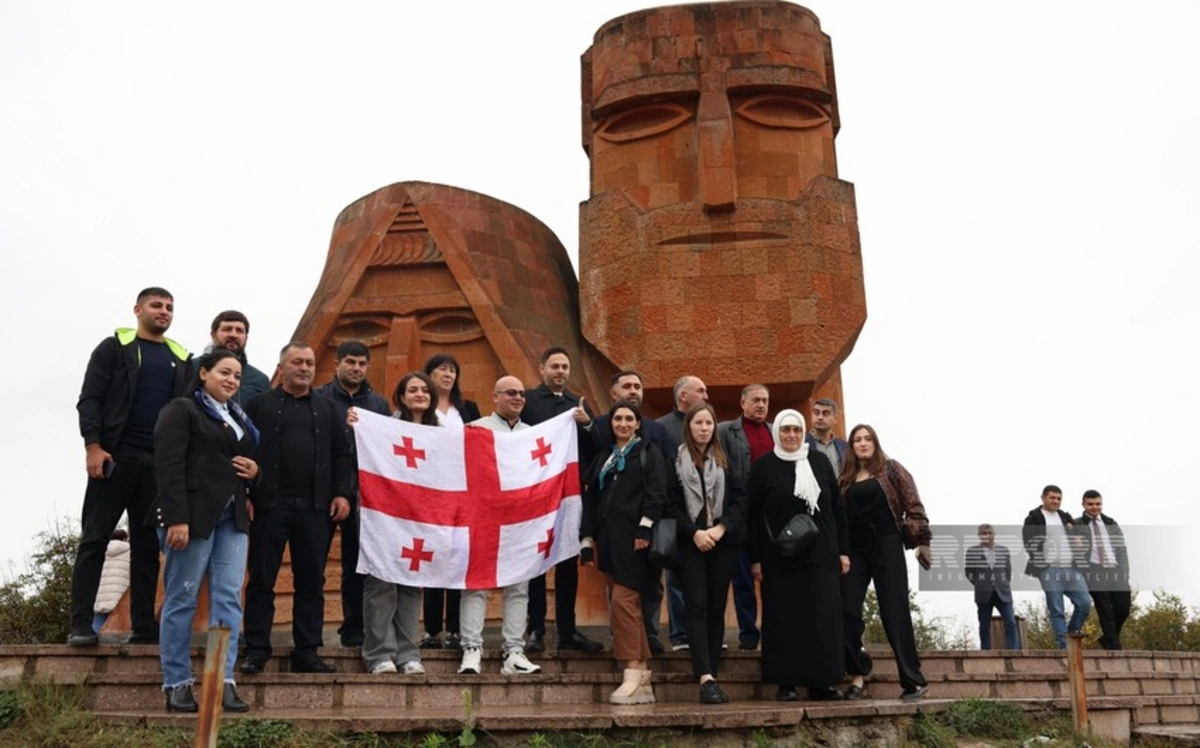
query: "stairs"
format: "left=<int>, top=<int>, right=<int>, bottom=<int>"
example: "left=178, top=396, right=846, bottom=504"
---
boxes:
left=3, top=643, right=1199, bottom=744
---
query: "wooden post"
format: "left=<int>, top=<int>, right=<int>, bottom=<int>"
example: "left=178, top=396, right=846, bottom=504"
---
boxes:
left=194, top=626, right=230, bottom=748
left=1065, top=632, right=1088, bottom=734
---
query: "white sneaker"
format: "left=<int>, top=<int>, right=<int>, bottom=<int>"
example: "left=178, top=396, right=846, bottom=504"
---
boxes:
left=370, top=660, right=398, bottom=674
left=401, top=659, right=425, bottom=675
left=673, top=642, right=690, bottom=651
left=458, top=646, right=482, bottom=674
left=500, top=650, right=542, bottom=675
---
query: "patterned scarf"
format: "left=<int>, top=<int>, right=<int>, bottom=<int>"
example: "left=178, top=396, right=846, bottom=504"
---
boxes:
left=598, top=436, right=641, bottom=491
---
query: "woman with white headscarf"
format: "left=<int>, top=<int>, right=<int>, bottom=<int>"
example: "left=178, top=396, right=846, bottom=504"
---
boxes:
left=748, top=409, right=849, bottom=702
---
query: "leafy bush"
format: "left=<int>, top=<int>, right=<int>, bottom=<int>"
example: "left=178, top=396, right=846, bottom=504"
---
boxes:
left=0, top=519, right=78, bottom=645
left=1021, top=589, right=1200, bottom=651
left=861, top=588, right=973, bottom=650
left=0, top=690, right=22, bottom=730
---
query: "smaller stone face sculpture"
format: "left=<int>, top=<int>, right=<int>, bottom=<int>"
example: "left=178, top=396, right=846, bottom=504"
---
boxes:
left=579, top=1, right=866, bottom=412
left=290, top=182, right=607, bottom=405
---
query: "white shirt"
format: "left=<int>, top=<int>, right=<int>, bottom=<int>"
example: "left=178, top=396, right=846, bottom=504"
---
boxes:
left=1041, top=510, right=1074, bottom=567
left=203, top=392, right=244, bottom=440
left=1088, top=517, right=1117, bottom=567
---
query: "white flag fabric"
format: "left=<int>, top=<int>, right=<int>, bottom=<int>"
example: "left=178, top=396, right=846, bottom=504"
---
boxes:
left=355, top=409, right=582, bottom=589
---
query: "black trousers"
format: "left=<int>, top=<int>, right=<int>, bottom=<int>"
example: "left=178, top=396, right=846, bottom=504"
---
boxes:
left=677, top=540, right=737, bottom=679
left=841, top=530, right=926, bottom=691
left=423, top=587, right=461, bottom=636
left=1087, top=564, right=1131, bottom=650
left=243, top=498, right=330, bottom=659
left=327, top=508, right=365, bottom=642
left=69, top=446, right=160, bottom=636
left=527, top=556, right=579, bottom=637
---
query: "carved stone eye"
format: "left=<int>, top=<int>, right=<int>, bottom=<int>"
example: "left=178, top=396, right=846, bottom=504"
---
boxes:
left=596, top=103, right=693, bottom=143
left=735, top=95, right=829, bottom=129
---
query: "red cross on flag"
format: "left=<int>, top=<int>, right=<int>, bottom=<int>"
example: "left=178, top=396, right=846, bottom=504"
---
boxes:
left=354, top=410, right=582, bottom=590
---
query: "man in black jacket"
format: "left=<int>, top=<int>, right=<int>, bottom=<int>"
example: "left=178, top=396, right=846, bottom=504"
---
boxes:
left=204, top=310, right=271, bottom=407
left=522, top=346, right=602, bottom=653
left=313, top=340, right=391, bottom=647
left=70, top=286, right=192, bottom=646
left=1022, top=484, right=1091, bottom=649
left=1078, top=490, right=1131, bottom=650
left=241, top=342, right=354, bottom=673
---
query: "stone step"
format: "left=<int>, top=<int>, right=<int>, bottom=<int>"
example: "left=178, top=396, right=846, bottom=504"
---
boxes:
left=86, top=696, right=1191, bottom=743
left=1135, top=723, right=1200, bottom=745
left=76, top=665, right=1200, bottom=711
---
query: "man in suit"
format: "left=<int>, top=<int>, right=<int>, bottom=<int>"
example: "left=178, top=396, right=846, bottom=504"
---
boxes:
left=1022, top=484, right=1091, bottom=649
left=717, top=383, right=772, bottom=650
left=521, top=346, right=602, bottom=653
left=964, top=523, right=1019, bottom=649
left=805, top=397, right=847, bottom=475
left=1078, top=490, right=1131, bottom=650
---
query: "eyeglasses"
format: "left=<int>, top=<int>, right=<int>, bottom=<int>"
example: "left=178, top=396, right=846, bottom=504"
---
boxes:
left=496, top=389, right=525, bottom=398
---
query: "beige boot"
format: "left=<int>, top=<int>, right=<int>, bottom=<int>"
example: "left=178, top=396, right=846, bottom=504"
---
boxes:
left=610, top=668, right=653, bottom=705
left=634, top=669, right=656, bottom=704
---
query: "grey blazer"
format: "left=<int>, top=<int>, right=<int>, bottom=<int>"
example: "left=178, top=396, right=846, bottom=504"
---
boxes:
left=964, top=543, right=1013, bottom=605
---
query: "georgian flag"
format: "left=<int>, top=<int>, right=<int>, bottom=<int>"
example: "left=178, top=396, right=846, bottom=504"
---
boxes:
left=354, top=409, right=582, bottom=590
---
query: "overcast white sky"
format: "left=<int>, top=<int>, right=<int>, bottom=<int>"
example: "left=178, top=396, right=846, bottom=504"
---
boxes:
left=3, top=1, right=1198, bottom=631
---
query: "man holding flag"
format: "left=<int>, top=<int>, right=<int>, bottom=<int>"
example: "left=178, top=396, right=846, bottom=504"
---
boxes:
left=353, top=375, right=584, bottom=675
left=454, top=376, right=544, bottom=675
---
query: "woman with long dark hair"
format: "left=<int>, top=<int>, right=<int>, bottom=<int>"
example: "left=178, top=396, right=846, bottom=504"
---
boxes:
left=666, top=402, right=746, bottom=704
left=747, top=409, right=848, bottom=702
left=838, top=423, right=931, bottom=701
left=152, top=349, right=259, bottom=713
left=350, top=371, right=439, bottom=675
left=417, top=354, right=481, bottom=649
left=581, top=400, right=665, bottom=705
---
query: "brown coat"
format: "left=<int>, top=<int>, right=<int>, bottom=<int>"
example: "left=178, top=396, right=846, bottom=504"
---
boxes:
left=873, top=459, right=931, bottom=548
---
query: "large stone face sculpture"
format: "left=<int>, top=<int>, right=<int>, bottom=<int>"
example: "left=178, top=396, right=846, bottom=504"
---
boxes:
left=290, top=182, right=608, bottom=404
left=579, top=0, right=865, bottom=413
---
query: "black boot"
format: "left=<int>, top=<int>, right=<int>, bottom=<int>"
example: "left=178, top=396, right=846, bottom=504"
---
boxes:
left=165, top=684, right=198, bottom=713
left=222, top=682, right=250, bottom=713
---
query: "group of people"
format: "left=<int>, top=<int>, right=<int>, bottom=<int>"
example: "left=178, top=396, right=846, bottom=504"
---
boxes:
left=572, top=378, right=934, bottom=704
left=965, top=487, right=1131, bottom=652
left=69, top=286, right=942, bottom=713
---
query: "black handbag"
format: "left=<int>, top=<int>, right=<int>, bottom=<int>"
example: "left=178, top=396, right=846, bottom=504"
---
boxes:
left=766, top=512, right=819, bottom=557
left=648, top=518, right=680, bottom=569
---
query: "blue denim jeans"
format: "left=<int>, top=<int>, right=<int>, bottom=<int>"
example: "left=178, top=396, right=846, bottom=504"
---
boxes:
left=158, top=506, right=248, bottom=689
left=977, top=593, right=1019, bottom=649
left=1039, top=567, right=1091, bottom=649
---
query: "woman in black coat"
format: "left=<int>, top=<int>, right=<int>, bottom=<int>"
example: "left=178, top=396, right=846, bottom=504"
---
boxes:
left=748, top=409, right=849, bottom=702
left=419, top=353, right=482, bottom=650
left=151, top=349, right=259, bottom=713
left=581, top=400, right=665, bottom=705
left=666, top=402, right=746, bottom=705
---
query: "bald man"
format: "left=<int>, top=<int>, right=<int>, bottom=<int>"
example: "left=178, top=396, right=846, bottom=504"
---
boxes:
left=456, top=376, right=543, bottom=675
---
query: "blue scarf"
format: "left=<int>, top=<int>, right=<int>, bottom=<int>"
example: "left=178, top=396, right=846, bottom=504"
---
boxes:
left=193, top=389, right=260, bottom=445
left=598, top=436, right=641, bottom=491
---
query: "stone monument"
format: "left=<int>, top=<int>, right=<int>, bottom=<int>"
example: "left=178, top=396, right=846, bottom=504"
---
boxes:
left=579, top=0, right=865, bottom=414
